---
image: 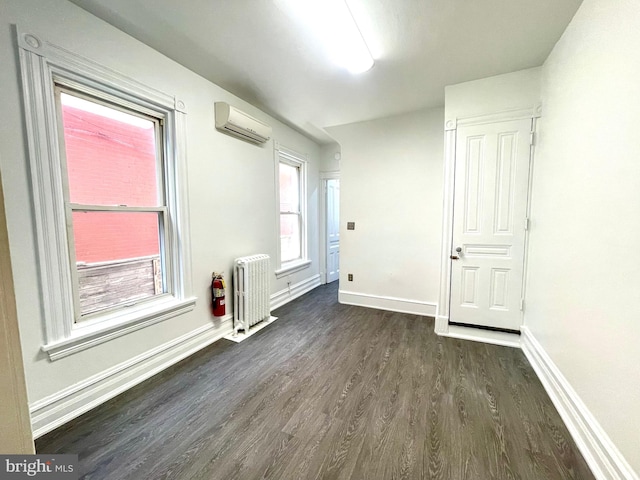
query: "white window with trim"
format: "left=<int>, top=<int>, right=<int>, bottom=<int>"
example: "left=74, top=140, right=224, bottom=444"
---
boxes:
left=275, top=143, right=310, bottom=277
left=17, top=30, right=195, bottom=360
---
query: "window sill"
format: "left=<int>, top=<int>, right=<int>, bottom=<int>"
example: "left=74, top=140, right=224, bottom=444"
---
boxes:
left=275, top=259, right=311, bottom=279
left=41, top=296, right=197, bottom=361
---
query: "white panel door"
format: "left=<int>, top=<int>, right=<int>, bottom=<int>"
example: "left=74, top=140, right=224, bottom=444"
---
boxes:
left=326, top=179, right=340, bottom=283
left=450, top=118, right=531, bottom=331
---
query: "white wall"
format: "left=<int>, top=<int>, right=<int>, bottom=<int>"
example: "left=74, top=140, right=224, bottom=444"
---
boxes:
left=327, top=108, right=444, bottom=316
left=525, top=0, right=640, bottom=473
left=445, top=67, right=541, bottom=121
left=319, top=142, right=341, bottom=173
left=0, top=0, right=321, bottom=419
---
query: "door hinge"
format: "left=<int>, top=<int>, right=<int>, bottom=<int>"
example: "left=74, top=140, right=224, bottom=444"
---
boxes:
left=520, top=298, right=525, bottom=311
left=530, top=131, right=536, bottom=146
left=524, top=217, right=530, bottom=231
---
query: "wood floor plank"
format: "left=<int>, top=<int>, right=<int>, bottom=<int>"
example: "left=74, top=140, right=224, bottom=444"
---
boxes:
left=36, top=282, right=595, bottom=480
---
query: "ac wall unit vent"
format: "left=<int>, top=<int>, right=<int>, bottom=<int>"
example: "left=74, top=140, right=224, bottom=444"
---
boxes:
left=215, top=102, right=272, bottom=144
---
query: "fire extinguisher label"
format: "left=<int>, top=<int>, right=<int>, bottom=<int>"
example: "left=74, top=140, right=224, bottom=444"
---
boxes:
left=213, top=288, right=224, bottom=297
left=219, top=299, right=225, bottom=305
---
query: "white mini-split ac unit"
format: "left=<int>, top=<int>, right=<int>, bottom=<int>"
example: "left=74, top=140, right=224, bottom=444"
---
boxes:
left=214, top=102, right=272, bottom=144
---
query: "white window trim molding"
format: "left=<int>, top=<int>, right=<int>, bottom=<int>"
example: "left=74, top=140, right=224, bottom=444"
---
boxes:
left=274, top=259, right=312, bottom=279
left=274, top=141, right=310, bottom=278
left=17, top=28, right=195, bottom=360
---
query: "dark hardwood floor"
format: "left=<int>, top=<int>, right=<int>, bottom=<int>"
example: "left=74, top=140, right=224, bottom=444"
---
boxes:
left=37, top=282, right=595, bottom=479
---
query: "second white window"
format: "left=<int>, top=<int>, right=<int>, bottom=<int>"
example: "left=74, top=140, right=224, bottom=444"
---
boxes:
left=276, top=145, right=308, bottom=273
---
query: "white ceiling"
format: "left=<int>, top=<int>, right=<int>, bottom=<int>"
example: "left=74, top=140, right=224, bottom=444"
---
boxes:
left=69, top=0, right=581, bottom=144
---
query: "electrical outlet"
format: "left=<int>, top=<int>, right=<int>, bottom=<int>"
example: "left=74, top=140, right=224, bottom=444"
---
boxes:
left=348, top=273, right=353, bottom=281
left=347, top=222, right=355, bottom=230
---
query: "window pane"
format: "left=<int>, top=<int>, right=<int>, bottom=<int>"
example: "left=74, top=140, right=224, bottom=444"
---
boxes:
left=72, top=211, right=163, bottom=317
left=60, top=92, right=161, bottom=207
left=280, top=213, right=301, bottom=262
left=279, top=162, right=299, bottom=212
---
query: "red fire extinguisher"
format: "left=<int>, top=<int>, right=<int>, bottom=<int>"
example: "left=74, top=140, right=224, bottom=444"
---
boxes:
left=211, top=272, right=226, bottom=317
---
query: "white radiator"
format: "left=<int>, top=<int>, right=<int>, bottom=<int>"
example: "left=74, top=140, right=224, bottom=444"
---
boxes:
left=233, top=254, right=271, bottom=335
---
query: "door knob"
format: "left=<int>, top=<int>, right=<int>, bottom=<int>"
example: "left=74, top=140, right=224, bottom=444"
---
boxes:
left=450, top=255, right=459, bottom=260
left=455, top=246, right=462, bottom=253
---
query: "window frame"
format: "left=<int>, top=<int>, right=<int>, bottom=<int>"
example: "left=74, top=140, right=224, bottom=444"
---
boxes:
left=18, top=29, right=195, bottom=360
left=55, top=86, right=171, bottom=323
left=274, top=142, right=310, bottom=278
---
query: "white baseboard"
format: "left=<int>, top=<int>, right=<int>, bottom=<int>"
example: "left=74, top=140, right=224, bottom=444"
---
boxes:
left=338, top=290, right=437, bottom=317
left=270, top=274, right=321, bottom=311
left=30, top=272, right=322, bottom=439
left=29, top=316, right=233, bottom=439
left=521, top=327, right=638, bottom=480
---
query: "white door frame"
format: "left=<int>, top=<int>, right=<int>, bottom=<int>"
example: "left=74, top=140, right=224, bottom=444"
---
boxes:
left=319, top=171, right=340, bottom=284
left=435, top=105, right=541, bottom=336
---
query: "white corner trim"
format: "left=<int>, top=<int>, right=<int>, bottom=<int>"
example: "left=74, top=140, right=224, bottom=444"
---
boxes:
left=338, top=290, right=437, bottom=317
left=30, top=316, right=233, bottom=438
left=271, top=274, right=321, bottom=311
left=521, top=327, right=638, bottom=480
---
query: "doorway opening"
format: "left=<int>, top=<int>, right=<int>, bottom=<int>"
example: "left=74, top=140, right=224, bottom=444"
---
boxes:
left=323, top=176, right=340, bottom=284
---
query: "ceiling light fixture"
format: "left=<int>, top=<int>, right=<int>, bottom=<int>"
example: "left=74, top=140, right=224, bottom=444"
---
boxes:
left=280, top=0, right=374, bottom=74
